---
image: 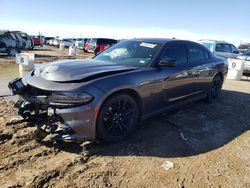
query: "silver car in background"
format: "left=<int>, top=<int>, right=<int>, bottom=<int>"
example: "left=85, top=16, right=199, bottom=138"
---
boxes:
left=60, top=39, right=75, bottom=48
left=199, top=39, right=240, bottom=59
left=236, top=51, right=250, bottom=75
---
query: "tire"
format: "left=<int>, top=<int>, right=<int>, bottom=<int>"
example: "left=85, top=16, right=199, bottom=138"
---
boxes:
left=96, top=94, right=139, bottom=143
left=206, top=75, right=223, bottom=103
left=7, top=48, right=18, bottom=56
left=28, top=43, right=34, bottom=50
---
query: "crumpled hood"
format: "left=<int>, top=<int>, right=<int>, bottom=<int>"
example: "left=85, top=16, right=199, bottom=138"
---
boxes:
left=34, top=59, right=138, bottom=82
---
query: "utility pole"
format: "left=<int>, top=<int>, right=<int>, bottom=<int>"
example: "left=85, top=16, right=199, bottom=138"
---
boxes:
left=39, top=31, right=43, bottom=47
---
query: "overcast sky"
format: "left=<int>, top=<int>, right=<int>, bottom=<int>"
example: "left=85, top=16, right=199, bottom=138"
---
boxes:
left=0, top=0, right=249, bottom=45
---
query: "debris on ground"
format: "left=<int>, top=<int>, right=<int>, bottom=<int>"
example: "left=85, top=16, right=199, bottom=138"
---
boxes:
left=160, top=161, right=174, bottom=171
left=6, top=115, right=24, bottom=125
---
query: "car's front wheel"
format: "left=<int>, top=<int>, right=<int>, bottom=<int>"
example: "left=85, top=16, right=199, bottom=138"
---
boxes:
left=206, top=75, right=223, bottom=103
left=96, top=94, right=139, bottom=142
left=7, top=48, right=18, bottom=56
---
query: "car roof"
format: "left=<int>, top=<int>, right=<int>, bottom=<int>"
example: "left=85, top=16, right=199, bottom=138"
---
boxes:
left=130, top=38, right=198, bottom=45
left=131, top=38, right=172, bottom=43
left=199, top=39, right=229, bottom=44
left=90, top=38, right=117, bottom=40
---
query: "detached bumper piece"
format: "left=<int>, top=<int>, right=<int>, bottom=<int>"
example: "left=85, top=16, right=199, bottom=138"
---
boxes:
left=51, top=128, right=83, bottom=142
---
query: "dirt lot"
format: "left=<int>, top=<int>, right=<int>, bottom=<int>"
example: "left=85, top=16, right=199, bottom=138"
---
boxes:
left=0, top=46, right=249, bottom=188
left=0, top=45, right=92, bottom=65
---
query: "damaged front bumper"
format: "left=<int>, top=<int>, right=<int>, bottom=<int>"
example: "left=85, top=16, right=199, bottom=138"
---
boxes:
left=8, top=78, right=103, bottom=142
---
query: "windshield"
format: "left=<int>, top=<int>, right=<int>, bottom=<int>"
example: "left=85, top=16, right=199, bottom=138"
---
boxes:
left=93, top=40, right=162, bottom=67
left=200, top=42, right=213, bottom=51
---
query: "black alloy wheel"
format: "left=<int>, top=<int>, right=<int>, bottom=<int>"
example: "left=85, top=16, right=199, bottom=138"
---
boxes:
left=97, top=94, right=139, bottom=142
left=206, top=75, right=223, bottom=103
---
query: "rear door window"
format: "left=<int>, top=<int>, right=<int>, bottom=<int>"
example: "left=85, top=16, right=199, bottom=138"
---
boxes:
left=215, top=44, right=232, bottom=53
left=188, top=45, right=205, bottom=61
left=161, top=44, right=187, bottom=65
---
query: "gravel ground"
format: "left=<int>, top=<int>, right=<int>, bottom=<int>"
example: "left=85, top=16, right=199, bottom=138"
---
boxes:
left=0, top=46, right=249, bottom=188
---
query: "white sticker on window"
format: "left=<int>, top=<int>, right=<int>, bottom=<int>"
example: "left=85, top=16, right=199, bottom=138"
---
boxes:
left=140, top=42, right=157, bottom=48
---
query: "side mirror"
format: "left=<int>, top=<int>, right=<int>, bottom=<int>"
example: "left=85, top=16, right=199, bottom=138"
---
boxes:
left=158, top=58, right=177, bottom=67
left=233, top=50, right=239, bottom=54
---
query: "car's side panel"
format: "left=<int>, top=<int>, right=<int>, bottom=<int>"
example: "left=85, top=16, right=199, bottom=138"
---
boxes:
left=192, top=60, right=215, bottom=93
left=91, top=66, right=194, bottom=119
left=186, top=42, right=226, bottom=94
left=192, top=59, right=226, bottom=93
left=91, top=42, right=224, bottom=120
left=92, top=68, right=165, bottom=116
left=158, top=43, right=195, bottom=104
left=159, top=64, right=194, bottom=103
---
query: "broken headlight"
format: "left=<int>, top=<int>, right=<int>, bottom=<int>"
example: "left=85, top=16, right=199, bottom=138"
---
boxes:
left=50, top=92, right=93, bottom=105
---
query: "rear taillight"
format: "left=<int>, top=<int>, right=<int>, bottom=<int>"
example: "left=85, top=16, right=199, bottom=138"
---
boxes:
left=95, top=44, right=100, bottom=51
left=98, top=44, right=110, bottom=52
left=84, top=43, right=88, bottom=50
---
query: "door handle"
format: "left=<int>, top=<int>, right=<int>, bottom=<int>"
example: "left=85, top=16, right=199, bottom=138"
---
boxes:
left=193, top=66, right=205, bottom=74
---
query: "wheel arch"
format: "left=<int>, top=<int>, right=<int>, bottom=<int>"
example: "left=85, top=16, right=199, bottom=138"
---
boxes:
left=100, top=88, right=142, bottom=117
left=95, top=88, right=142, bottom=142
left=214, top=71, right=224, bottom=82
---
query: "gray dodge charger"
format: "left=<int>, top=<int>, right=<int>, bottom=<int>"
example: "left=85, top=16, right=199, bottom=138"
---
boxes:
left=9, top=38, right=227, bottom=142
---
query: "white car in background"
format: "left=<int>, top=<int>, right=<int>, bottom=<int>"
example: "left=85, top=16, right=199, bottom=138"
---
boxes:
left=48, top=38, right=60, bottom=46
left=52, top=38, right=60, bottom=46
left=74, top=38, right=84, bottom=48
left=60, top=39, right=75, bottom=47
left=199, top=40, right=240, bottom=59
left=236, top=51, right=250, bottom=76
left=48, top=39, right=54, bottom=45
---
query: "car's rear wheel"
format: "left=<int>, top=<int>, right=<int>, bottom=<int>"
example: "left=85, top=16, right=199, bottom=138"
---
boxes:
left=206, top=75, right=223, bottom=103
left=96, top=94, right=139, bottom=142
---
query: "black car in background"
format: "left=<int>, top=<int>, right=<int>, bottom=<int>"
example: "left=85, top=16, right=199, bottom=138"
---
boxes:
left=87, top=38, right=117, bottom=54
left=9, top=38, right=226, bottom=143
